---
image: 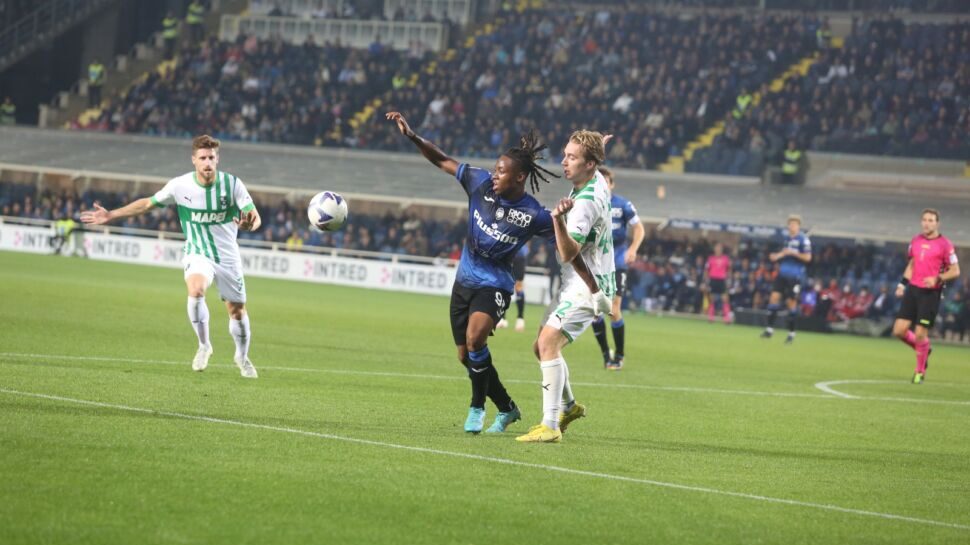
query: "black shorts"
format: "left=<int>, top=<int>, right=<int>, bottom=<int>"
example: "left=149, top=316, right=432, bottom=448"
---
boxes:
left=709, top=278, right=727, bottom=295
left=772, top=275, right=801, bottom=300
left=512, top=255, right=527, bottom=282
left=896, top=286, right=943, bottom=328
left=449, top=283, right=512, bottom=346
left=615, top=269, right=627, bottom=296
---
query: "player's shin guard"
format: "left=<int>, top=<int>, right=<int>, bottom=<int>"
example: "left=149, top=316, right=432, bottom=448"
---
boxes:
left=540, top=358, right=565, bottom=430
left=723, top=300, right=731, bottom=323
left=786, top=309, right=796, bottom=333
left=467, top=346, right=492, bottom=409
left=707, top=300, right=716, bottom=321
left=229, top=314, right=250, bottom=359
left=611, top=319, right=625, bottom=359
left=766, top=303, right=781, bottom=329
left=902, top=330, right=917, bottom=349
left=560, top=359, right=574, bottom=410
left=591, top=316, right=611, bottom=361
left=515, top=290, right=525, bottom=319
left=915, top=339, right=930, bottom=374
left=486, top=364, right=515, bottom=413
left=187, top=296, right=210, bottom=347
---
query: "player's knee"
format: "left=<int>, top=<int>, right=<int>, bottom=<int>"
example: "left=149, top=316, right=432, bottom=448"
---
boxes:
left=466, top=338, right=486, bottom=353
left=228, top=305, right=246, bottom=320
left=612, top=309, right=623, bottom=322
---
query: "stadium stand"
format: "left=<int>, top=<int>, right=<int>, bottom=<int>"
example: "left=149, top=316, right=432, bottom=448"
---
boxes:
left=689, top=17, right=970, bottom=174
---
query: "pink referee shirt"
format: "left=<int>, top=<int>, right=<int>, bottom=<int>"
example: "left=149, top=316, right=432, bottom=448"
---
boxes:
left=908, top=233, right=958, bottom=290
left=706, top=254, right=731, bottom=280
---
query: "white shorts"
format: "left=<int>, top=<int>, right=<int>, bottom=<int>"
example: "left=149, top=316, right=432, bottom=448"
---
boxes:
left=183, top=255, right=247, bottom=303
left=543, top=283, right=596, bottom=343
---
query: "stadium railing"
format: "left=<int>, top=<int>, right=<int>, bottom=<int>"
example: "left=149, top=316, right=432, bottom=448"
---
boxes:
left=249, top=0, right=346, bottom=17
left=219, top=14, right=448, bottom=51
left=383, top=0, right=474, bottom=24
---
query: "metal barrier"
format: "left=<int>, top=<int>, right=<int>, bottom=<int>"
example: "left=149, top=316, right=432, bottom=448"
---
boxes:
left=219, top=14, right=448, bottom=51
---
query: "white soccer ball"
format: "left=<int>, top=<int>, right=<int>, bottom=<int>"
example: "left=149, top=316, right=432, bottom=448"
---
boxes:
left=307, top=191, right=349, bottom=232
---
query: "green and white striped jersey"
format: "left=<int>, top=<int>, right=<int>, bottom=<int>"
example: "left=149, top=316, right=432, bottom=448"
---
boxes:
left=562, top=170, right=616, bottom=297
left=150, top=171, right=255, bottom=265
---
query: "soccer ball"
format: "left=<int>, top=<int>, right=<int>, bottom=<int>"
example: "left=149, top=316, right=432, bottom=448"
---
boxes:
left=307, top=191, right=349, bottom=232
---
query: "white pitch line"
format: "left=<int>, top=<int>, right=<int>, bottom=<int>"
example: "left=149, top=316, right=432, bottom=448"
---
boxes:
left=814, top=380, right=970, bottom=406
left=1, top=387, right=968, bottom=533
left=0, top=352, right=832, bottom=399
left=4, top=352, right=970, bottom=405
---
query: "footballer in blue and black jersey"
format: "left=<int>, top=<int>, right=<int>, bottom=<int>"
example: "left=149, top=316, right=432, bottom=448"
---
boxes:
left=455, top=163, right=553, bottom=293
left=388, top=110, right=564, bottom=432
left=763, top=215, right=813, bottom=342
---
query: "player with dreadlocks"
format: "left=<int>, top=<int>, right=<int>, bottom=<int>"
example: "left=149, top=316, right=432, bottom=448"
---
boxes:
left=386, top=111, right=607, bottom=434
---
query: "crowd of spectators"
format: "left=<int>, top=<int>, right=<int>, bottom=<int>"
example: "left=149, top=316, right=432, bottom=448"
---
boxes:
left=692, top=17, right=970, bottom=174
left=72, top=33, right=430, bottom=145
left=357, top=7, right=819, bottom=168
left=73, top=7, right=818, bottom=169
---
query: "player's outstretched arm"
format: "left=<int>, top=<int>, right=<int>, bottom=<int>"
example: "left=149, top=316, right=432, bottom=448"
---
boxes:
left=79, top=198, right=154, bottom=225
left=385, top=111, right=458, bottom=176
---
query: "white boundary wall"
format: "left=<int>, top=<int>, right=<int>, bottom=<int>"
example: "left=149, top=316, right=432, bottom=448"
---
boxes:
left=1, top=224, right=552, bottom=304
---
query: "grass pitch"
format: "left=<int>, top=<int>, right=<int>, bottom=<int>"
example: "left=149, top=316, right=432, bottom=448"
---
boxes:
left=1, top=251, right=968, bottom=544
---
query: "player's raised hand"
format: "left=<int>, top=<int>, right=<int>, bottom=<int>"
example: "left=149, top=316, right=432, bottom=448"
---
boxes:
left=385, top=111, right=414, bottom=138
left=80, top=203, right=110, bottom=225
left=235, top=209, right=260, bottom=232
left=551, top=197, right=574, bottom=218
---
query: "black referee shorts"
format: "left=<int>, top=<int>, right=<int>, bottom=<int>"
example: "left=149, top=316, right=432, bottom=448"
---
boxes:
left=896, top=286, right=943, bottom=329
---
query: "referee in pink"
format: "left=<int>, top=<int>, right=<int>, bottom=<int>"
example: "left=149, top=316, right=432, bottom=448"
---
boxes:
left=892, top=208, right=961, bottom=384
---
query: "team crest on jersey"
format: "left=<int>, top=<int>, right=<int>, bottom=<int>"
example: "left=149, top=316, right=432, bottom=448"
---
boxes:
left=219, top=196, right=229, bottom=208
left=505, top=208, right=533, bottom=228
left=496, top=207, right=505, bottom=220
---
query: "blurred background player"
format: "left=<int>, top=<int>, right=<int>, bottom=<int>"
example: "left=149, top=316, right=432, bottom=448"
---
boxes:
left=762, top=215, right=812, bottom=344
left=80, top=135, right=261, bottom=378
left=590, top=165, right=644, bottom=370
left=705, top=242, right=732, bottom=324
left=496, top=241, right=529, bottom=332
left=892, top=209, right=960, bottom=384
left=386, top=111, right=560, bottom=434
left=518, top=130, right=614, bottom=443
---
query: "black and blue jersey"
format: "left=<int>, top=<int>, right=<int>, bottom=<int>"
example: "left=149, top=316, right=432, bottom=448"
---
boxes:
left=609, top=193, right=640, bottom=270
left=777, top=232, right=812, bottom=279
left=455, top=163, right=554, bottom=293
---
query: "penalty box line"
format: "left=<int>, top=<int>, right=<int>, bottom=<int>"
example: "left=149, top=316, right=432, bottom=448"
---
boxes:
left=1, top=387, right=969, bottom=533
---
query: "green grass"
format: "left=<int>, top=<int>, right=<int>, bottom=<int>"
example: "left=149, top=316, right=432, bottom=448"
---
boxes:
left=1, top=250, right=968, bottom=544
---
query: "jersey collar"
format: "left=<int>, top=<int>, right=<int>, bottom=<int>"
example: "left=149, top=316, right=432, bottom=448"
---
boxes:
left=569, top=177, right=596, bottom=198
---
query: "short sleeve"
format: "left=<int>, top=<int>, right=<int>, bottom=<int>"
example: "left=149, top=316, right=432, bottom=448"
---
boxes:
left=455, top=163, right=491, bottom=196
left=625, top=201, right=640, bottom=225
left=150, top=179, right=177, bottom=208
left=233, top=176, right=255, bottom=213
left=947, top=241, right=959, bottom=265
left=800, top=235, right=812, bottom=253
left=566, top=199, right=597, bottom=244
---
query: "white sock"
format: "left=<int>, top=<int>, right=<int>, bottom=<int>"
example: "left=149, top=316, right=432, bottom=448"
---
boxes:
left=540, top=358, right=565, bottom=430
left=187, top=296, right=210, bottom=347
left=229, top=314, right=251, bottom=360
left=561, top=359, right=575, bottom=411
